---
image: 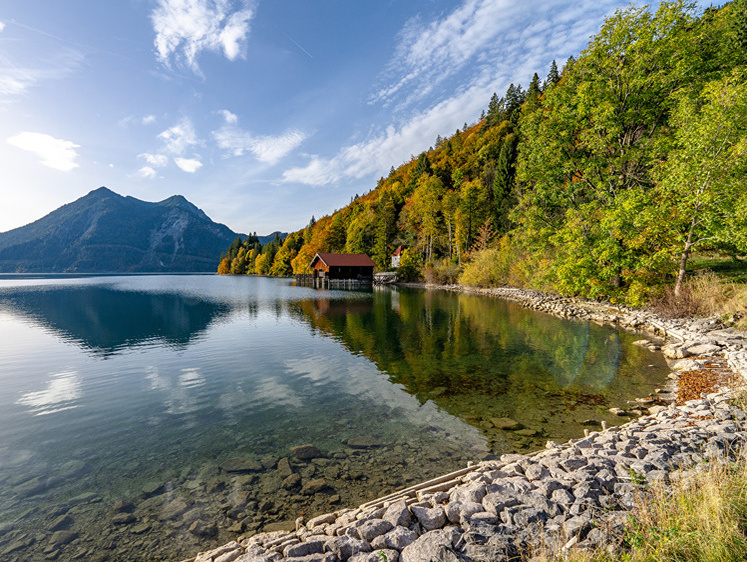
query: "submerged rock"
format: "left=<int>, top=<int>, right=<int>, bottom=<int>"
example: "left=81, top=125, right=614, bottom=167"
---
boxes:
left=291, top=444, right=323, bottom=460
left=490, top=418, right=522, bottom=430
left=220, top=457, right=263, bottom=473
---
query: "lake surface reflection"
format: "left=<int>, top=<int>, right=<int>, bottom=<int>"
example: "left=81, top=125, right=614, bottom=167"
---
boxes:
left=0, top=275, right=668, bottom=560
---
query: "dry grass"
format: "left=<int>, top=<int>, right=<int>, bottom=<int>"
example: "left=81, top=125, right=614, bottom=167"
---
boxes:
left=621, top=454, right=747, bottom=562
left=652, top=271, right=747, bottom=328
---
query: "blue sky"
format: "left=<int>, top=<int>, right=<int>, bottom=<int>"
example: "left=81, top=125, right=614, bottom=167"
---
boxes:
left=0, top=0, right=713, bottom=236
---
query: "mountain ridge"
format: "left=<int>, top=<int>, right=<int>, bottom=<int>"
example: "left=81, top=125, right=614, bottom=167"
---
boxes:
left=0, top=187, right=243, bottom=273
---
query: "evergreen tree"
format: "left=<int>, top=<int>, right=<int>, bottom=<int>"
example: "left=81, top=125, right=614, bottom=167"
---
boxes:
left=527, top=73, right=542, bottom=99
left=545, top=60, right=560, bottom=88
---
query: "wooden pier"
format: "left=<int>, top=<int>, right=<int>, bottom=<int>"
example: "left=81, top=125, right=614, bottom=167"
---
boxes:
left=294, top=274, right=371, bottom=289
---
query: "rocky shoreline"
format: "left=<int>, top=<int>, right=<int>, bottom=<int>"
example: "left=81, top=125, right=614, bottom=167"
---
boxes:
left=186, top=285, right=747, bottom=562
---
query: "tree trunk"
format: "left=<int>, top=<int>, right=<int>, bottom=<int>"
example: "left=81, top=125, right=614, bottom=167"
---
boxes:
left=674, top=220, right=696, bottom=298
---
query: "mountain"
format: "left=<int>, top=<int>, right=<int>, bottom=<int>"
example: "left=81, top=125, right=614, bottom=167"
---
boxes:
left=257, top=231, right=288, bottom=245
left=0, top=187, right=242, bottom=273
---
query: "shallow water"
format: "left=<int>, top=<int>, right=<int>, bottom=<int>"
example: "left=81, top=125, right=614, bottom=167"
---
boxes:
left=0, top=275, right=668, bottom=560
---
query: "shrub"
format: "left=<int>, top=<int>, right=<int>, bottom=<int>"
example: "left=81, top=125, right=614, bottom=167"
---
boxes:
left=397, top=247, right=423, bottom=282
left=424, top=260, right=461, bottom=285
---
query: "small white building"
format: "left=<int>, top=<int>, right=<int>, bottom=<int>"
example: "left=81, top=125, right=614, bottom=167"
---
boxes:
left=391, top=245, right=403, bottom=268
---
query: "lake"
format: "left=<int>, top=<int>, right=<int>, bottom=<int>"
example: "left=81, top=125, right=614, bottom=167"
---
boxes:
left=0, top=275, right=669, bottom=560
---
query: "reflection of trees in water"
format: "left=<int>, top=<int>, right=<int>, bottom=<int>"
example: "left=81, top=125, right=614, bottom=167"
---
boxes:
left=287, top=287, right=666, bottom=450
left=0, top=287, right=229, bottom=355
left=290, top=288, right=622, bottom=399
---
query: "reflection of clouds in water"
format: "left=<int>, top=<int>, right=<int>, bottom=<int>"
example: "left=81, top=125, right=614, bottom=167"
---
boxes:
left=145, top=366, right=203, bottom=415
left=179, top=368, right=205, bottom=388
left=16, top=370, right=81, bottom=415
left=249, top=378, right=303, bottom=408
left=284, top=354, right=484, bottom=447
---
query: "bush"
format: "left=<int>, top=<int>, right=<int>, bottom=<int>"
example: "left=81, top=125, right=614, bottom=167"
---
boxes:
left=424, top=260, right=461, bottom=284
left=459, top=235, right=528, bottom=288
left=397, top=247, right=423, bottom=282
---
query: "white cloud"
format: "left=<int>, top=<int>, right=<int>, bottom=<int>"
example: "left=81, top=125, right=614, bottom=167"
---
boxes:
left=143, top=114, right=157, bottom=125
left=219, top=109, right=238, bottom=124
left=213, top=125, right=305, bottom=164
left=158, top=118, right=198, bottom=154
left=151, top=0, right=256, bottom=74
left=7, top=132, right=80, bottom=171
left=0, top=50, right=83, bottom=97
left=139, top=152, right=169, bottom=167
left=138, top=166, right=159, bottom=179
left=0, top=21, right=5, bottom=33
left=174, top=157, right=202, bottom=172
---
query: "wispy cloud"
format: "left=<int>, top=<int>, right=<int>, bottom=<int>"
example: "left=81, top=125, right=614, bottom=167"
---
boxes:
left=158, top=118, right=199, bottom=154
left=213, top=124, right=305, bottom=165
left=142, top=114, right=157, bottom=125
left=0, top=50, right=83, bottom=97
left=7, top=132, right=80, bottom=171
left=0, top=21, right=5, bottom=33
left=372, top=0, right=620, bottom=109
left=282, top=87, right=488, bottom=186
left=151, top=0, right=256, bottom=74
left=174, top=156, right=202, bottom=172
left=285, top=0, right=624, bottom=186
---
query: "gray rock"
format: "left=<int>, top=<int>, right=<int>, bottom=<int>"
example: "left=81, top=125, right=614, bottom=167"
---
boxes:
left=445, top=500, right=483, bottom=524
left=482, top=493, right=520, bottom=515
left=283, top=540, right=324, bottom=557
left=400, top=528, right=461, bottom=562
left=324, top=535, right=372, bottom=559
left=410, top=505, right=446, bottom=531
left=356, top=518, right=394, bottom=542
left=450, top=483, right=487, bottom=504
left=371, top=526, right=418, bottom=551
left=383, top=499, right=411, bottom=528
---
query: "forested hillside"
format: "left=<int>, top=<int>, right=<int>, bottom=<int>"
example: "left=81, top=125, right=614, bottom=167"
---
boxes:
left=220, top=0, right=747, bottom=305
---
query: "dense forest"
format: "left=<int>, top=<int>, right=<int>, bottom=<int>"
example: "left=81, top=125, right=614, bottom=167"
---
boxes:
left=219, top=0, right=747, bottom=305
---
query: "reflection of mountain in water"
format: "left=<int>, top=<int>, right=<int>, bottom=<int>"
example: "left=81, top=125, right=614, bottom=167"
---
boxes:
left=0, top=287, right=228, bottom=354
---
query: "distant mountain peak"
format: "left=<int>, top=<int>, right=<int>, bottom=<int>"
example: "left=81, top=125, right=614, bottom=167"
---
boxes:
left=88, top=186, right=119, bottom=197
left=0, top=187, right=240, bottom=273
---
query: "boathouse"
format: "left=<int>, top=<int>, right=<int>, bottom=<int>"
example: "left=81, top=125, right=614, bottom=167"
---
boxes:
left=309, top=253, right=375, bottom=281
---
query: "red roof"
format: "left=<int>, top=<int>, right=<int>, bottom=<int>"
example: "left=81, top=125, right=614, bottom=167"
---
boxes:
left=310, top=253, right=376, bottom=268
left=392, top=245, right=403, bottom=256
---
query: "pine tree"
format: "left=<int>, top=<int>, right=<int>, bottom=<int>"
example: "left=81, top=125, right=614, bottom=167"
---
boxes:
left=545, top=60, right=560, bottom=88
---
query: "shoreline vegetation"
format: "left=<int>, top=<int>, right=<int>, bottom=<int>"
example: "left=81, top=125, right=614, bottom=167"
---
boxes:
left=187, top=283, right=747, bottom=562
left=218, top=0, right=747, bottom=314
